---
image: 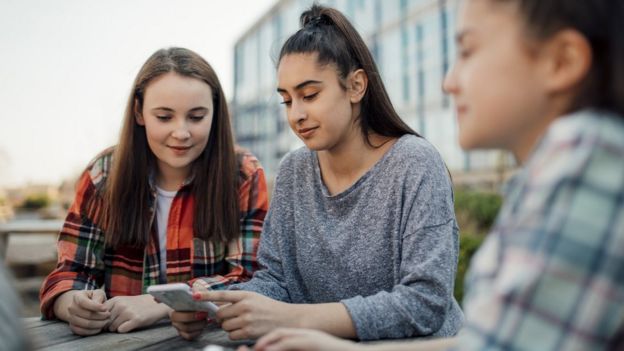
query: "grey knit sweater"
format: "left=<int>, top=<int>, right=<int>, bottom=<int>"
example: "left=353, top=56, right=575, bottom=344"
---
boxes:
left=234, top=134, right=464, bottom=340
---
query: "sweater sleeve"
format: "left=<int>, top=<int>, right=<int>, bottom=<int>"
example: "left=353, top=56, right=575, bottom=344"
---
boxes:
left=341, top=156, right=463, bottom=340
left=191, top=166, right=268, bottom=291
left=39, top=170, right=106, bottom=319
left=227, top=159, right=293, bottom=302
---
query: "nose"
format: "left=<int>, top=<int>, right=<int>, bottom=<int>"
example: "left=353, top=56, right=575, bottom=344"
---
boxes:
left=171, top=120, right=191, bottom=140
left=442, top=63, right=458, bottom=95
left=288, top=101, right=307, bottom=126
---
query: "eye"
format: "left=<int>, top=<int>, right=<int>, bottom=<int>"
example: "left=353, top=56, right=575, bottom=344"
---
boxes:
left=458, top=47, right=473, bottom=59
left=156, top=115, right=172, bottom=121
left=303, top=92, right=318, bottom=101
left=280, top=100, right=292, bottom=106
left=190, top=115, right=206, bottom=121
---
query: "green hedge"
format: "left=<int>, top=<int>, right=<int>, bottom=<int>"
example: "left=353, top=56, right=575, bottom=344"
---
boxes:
left=454, top=189, right=502, bottom=231
left=21, top=194, right=51, bottom=210
left=454, top=233, right=485, bottom=304
left=452, top=189, right=502, bottom=303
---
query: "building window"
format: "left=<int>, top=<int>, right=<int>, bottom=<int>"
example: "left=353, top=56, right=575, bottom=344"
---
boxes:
left=440, top=0, right=450, bottom=108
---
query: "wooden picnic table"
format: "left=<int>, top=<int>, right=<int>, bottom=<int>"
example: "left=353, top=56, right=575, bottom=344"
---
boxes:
left=0, top=219, right=64, bottom=259
left=23, top=317, right=250, bottom=351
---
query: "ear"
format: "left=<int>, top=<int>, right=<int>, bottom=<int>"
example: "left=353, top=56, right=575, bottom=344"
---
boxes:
left=540, top=29, right=592, bottom=95
left=134, top=98, right=145, bottom=126
left=348, top=68, right=368, bottom=104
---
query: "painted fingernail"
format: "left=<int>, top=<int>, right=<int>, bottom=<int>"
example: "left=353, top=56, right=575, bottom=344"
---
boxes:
left=195, top=312, right=208, bottom=320
left=192, top=292, right=202, bottom=300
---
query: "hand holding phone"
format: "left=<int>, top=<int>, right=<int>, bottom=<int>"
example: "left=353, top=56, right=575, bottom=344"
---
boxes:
left=147, top=283, right=218, bottom=317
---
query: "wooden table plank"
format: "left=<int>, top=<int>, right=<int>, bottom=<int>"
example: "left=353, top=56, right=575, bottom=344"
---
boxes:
left=24, top=318, right=250, bottom=351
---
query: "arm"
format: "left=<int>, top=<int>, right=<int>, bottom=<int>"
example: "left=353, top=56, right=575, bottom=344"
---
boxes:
left=340, top=156, right=463, bottom=340
left=191, top=166, right=269, bottom=291
left=250, top=328, right=458, bottom=351
left=39, top=170, right=107, bottom=319
left=224, top=163, right=295, bottom=302
left=458, top=140, right=624, bottom=350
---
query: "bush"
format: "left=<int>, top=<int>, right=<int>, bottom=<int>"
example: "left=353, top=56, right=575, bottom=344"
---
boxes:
left=21, top=194, right=51, bottom=210
left=454, top=233, right=485, bottom=304
left=454, top=189, right=502, bottom=232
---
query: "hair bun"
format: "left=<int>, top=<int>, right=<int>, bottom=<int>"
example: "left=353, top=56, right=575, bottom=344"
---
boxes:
left=302, top=9, right=330, bottom=27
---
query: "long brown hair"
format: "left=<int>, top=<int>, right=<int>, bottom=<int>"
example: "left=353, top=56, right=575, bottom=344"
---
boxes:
left=103, top=47, right=239, bottom=248
left=279, top=4, right=420, bottom=146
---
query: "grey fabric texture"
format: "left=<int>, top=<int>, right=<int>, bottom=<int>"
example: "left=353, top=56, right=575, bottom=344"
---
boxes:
left=0, top=263, right=28, bottom=350
left=233, top=134, right=464, bottom=340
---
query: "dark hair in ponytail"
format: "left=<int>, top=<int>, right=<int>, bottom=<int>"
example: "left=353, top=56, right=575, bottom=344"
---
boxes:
left=279, top=4, right=419, bottom=146
left=496, top=0, right=624, bottom=117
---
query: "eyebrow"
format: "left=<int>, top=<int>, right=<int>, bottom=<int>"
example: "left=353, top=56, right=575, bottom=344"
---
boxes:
left=455, top=29, right=473, bottom=44
left=151, top=106, right=209, bottom=113
left=276, top=80, right=323, bottom=93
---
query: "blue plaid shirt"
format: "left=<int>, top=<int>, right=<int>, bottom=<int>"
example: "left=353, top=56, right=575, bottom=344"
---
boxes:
left=457, top=110, right=624, bottom=350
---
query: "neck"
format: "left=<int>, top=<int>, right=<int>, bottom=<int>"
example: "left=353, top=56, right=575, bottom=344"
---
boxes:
left=317, top=128, right=397, bottom=194
left=511, top=100, right=570, bottom=165
left=156, top=162, right=190, bottom=191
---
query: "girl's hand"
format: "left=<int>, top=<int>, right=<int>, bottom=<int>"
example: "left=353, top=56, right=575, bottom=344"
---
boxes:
left=241, top=328, right=359, bottom=351
left=104, top=294, right=171, bottom=333
left=56, top=289, right=111, bottom=336
left=170, top=310, right=215, bottom=340
left=199, top=290, right=299, bottom=340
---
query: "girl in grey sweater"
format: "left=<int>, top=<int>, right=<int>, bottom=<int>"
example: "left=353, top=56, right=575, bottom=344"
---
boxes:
left=171, top=4, right=463, bottom=342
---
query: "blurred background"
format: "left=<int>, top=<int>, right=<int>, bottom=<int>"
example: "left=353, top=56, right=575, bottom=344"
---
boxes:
left=0, top=0, right=507, bottom=317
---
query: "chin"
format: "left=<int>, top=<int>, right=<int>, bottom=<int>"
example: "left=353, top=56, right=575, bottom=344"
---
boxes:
left=458, top=135, right=480, bottom=151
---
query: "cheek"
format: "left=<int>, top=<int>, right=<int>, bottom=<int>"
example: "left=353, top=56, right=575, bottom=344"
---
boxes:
left=143, top=122, right=165, bottom=144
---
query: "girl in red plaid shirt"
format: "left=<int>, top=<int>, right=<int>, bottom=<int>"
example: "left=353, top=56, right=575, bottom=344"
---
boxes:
left=39, top=47, right=268, bottom=336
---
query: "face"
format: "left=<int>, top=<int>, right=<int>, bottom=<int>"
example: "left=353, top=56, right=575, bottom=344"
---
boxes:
left=277, top=53, right=359, bottom=152
left=136, top=72, right=213, bottom=183
left=443, top=0, right=551, bottom=157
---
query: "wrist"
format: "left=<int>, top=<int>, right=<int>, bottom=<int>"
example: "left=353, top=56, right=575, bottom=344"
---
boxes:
left=143, top=294, right=172, bottom=320
left=53, top=290, right=78, bottom=321
left=292, top=303, right=311, bottom=329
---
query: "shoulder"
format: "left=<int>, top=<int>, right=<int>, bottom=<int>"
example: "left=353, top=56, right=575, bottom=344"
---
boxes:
left=385, top=134, right=449, bottom=181
left=392, top=134, right=444, bottom=163
left=527, top=109, right=624, bottom=186
left=83, top=146, right=115, bottom=190
left=235, top=145, right=264, bottom=181
left=275, top=146, right=314, bottom=177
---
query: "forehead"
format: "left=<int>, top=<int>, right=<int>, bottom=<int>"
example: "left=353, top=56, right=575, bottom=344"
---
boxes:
left=143, top=72, right=213, bottom=105
left=457, top=0, right=522, bottom=37
left=277, top=53, right=338, bottom=89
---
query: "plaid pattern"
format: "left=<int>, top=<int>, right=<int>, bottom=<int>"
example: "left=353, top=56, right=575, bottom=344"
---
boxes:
left=40, top=147, right=268, bottom=319
left=457, top=110, right=624, bottom=350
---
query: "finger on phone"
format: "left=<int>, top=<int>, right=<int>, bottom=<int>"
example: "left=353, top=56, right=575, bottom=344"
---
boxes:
left=179, top=330, right=202, bottom=340
left=195, top=290, right=247, bottom=303
left=172, top=320, right=207, bottom=334
left=220, top=316, right=246, bottom=333
left=170, top=311, right=201, bottom=323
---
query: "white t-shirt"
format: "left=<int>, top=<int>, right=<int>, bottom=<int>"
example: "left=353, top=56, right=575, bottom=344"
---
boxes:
left=155, top=186, right=177, bottom=279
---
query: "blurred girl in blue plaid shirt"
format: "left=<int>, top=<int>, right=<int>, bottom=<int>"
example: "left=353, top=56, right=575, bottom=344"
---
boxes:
left=245, top=0, right=624, bottom=350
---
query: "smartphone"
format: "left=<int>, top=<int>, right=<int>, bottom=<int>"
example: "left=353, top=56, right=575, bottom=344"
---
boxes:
left=147, top=283, right=218, bottom=316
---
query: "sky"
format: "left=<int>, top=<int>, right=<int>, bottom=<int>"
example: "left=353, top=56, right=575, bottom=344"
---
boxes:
left=0, top=0, right=276, bottom=188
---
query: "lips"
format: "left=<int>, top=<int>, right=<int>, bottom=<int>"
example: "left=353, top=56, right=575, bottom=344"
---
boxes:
left=455, top=105, right=468, bottom=119
left=169, top=145, right=191, bottom=149
left=168, top=145, right=192, bottom=154
left=298, top=127, right=318, bottom=138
